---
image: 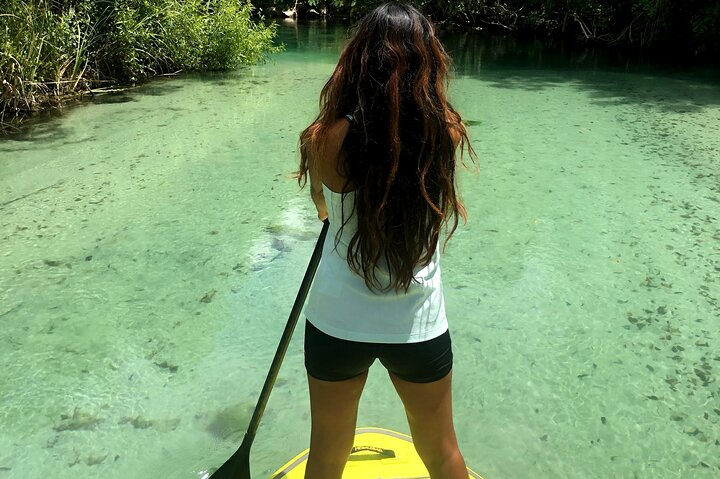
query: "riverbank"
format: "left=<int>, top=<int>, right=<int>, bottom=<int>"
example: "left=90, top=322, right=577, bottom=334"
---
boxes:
left=3, top=0, right=719, bottom=135
left=0, top=0, right=279, bottom=133
left=257, top=1, right=720, bottom=61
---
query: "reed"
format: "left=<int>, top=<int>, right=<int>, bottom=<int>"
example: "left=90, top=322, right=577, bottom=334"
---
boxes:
left=0, top=0, right=279, bottom=128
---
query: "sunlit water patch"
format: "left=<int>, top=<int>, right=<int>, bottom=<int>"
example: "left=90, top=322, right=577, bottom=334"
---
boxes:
left=1, top=22, right=718, bottom=479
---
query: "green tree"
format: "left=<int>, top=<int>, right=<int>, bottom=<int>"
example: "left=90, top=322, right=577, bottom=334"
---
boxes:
left=1, top=0, right=281, bottom=124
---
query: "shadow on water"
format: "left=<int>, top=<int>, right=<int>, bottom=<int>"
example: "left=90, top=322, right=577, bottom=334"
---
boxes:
left=0, top=79, right=182, bottom=145
left=0, top=110, right=75, bottom=148
left=275, top=19, right=349, bottom=56
left=1, top=92, right=137, bottom=146
left=0, top=68, right=269, bottom=146
left=2, top=21, right=719, bottom=145
left=176, top=69, right=270, bottom=86
left=132, top=77, right=186, bottom=96
left=0, top=125, right=98, bottom=153
left=87, top=92, right=137, bottom=104
left=275, top=21, right=720, bottom=112
left=443, top=32, right=720, bottom=112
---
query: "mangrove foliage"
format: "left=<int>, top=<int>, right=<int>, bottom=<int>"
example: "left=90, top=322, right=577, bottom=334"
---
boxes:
left=1, top=0, right=280, bottom=125
left=258, top=0, right=720, bottom=57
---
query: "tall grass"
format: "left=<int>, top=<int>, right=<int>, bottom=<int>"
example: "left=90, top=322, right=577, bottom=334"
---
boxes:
left=0, top=0, right=280, bottom=127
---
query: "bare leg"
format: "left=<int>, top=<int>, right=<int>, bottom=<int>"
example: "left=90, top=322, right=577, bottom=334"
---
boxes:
left=304, top=371, right=368, bottom=479
left=389, top=371, right=468, bottom=479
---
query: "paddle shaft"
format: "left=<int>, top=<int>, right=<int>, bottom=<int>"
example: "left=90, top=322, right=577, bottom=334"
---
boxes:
left=210, top=219, right=329, bottom=479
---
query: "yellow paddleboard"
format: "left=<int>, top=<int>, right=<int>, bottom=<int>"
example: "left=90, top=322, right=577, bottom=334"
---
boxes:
left=272, top=427, right=483, bottom=479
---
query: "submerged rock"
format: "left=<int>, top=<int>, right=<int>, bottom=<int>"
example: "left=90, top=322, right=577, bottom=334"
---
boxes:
left=53, top=408, right=103, bottom=432
left=271, top=237, right=291, bottom=253
left=264, top=224, right=284, bottom=235
left=154, top=360, right=179, bottom=373
left=119, top=415, right=180, bottom=432
left=119, top=416, right=153, bottom=429
left=154, top=417, right=181, bottom=432
left=200, top=289, right=217, bottom=304
left=202, top=402, right=255, bottom=440
left=85, top=453, right=108, bottom=466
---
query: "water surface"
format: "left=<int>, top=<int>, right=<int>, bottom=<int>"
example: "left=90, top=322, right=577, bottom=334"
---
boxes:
left=1, top=21, right=719, bottom=479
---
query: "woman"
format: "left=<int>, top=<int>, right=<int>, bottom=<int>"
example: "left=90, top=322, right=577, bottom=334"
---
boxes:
left=296, top=3, right=475, bottom=479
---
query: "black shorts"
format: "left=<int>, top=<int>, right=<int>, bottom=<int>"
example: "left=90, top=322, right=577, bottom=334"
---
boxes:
left=304, top=320, right=453, bottom=383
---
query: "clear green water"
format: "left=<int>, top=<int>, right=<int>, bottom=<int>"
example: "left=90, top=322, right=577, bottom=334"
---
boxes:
left=1, top=21, right=719, bottom=479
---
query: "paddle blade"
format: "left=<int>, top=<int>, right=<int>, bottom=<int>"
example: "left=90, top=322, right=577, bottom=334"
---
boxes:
left=208, top=221, right=328, bottom=479
left=209, top=438, right=251, bottom=479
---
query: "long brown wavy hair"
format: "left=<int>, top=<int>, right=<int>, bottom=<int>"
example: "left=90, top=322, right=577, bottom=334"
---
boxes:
left=297, top=2, right=476, bottom=292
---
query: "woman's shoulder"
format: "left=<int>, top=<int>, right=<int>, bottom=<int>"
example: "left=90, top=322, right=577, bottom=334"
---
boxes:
left=313, top=118, right=351, bottom=191
left=327, top=117, right=351, bottom=150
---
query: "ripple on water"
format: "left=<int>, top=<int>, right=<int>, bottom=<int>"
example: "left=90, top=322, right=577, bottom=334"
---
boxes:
left=1, top=24, right=719, bottom=479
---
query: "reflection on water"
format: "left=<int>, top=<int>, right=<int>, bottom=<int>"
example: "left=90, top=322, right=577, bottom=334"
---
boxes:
left=1, top=21, right=719, bottom=479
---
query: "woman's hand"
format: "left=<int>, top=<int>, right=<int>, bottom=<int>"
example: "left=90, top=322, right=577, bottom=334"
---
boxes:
left=307, top=147, right=329, bottom=223
left=311, top=187, right=329, bottom=222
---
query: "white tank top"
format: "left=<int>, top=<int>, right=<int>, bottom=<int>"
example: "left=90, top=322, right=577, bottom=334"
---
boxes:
left=304, top=184, right=448, bottom=344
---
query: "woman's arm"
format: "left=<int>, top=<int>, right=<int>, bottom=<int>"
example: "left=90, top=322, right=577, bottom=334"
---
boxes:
left=306, top=148, right=328, bottom=221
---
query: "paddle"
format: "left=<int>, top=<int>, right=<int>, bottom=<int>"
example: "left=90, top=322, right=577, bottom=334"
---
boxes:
left=209, top=219, right=330, bottom=479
